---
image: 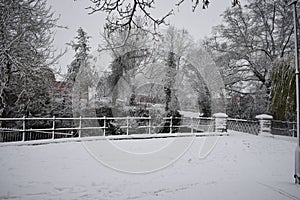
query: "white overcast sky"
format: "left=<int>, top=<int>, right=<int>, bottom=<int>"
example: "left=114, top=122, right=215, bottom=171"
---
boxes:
left=47, top=0, right=243, bottom=75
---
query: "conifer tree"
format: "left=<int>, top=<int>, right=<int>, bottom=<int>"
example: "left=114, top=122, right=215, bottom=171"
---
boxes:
left=0, top=0, right=59, bottom=123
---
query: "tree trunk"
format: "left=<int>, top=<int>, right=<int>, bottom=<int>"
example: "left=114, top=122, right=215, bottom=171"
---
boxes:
left=164, top=52, right=177, bottom=112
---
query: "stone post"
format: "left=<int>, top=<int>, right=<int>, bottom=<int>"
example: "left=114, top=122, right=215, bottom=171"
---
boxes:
left=255, top=114, right=273, bottom=137
left=213, top=113, right=228, bottom=132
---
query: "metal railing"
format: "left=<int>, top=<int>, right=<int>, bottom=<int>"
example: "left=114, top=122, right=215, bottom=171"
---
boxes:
left=227, top=118, right=259, bottom=135
left=271, top=120, right=297, bottom=137
left=227, top=118, right=297, bottom=137
left=2, top=116, right=297, bottom=143
left=0, top=116, right=214, bottom=143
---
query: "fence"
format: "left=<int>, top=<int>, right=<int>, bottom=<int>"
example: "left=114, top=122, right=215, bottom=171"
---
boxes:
left=227, top=118, right=260, bottom=135
left=1, top=115, right=296, bottom=143
left=271, top=120, right=297, bottom=137
left=0, top=116, right=214, bottom=143
left=227, top=118, right=297, bottom=137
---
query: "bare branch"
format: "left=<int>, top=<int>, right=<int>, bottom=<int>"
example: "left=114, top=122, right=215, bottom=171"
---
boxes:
left=86, top=0, right=241, bottom=38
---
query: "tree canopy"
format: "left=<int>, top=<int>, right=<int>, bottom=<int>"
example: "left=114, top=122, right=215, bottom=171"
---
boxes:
left=0, top=0, right=59, bottom=120
left=205, top=0, right=296, bottom=119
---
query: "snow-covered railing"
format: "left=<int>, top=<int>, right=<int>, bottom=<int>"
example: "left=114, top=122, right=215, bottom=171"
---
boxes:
left=1, top=116, right=297, bottom=143
left=227, top=117, right=297, bottom=137
left=271, top=120, right=297, bottom=137
left=227, top=118, right=260, bottom=135
left=0, top=116, right=215, bottom=143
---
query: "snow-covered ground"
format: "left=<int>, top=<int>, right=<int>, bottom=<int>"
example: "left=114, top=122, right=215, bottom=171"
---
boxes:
left=0, top=131, right=300, bottom=200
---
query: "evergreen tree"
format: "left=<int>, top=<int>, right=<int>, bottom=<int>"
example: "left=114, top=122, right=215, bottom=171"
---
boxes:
left=0, top=0, right=59, bottom=122
left=67, top=27, right=92, bottom=84
left=164, top=52, right=177, bottom=112
left=67, top=27, right=96, bottom=109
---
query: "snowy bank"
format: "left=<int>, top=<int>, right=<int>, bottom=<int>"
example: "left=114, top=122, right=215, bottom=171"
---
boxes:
left=0, top=131, right=299, bottom=199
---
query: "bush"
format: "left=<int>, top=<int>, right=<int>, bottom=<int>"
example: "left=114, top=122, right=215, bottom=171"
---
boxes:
left=159, top=110, right=182, bottom=133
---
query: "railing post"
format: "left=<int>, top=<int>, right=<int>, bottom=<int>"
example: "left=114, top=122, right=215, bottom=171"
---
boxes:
left=191, top=117, right=194, bottom=134
left=126, top=116, right=129, bottom=135
left=103, top=116, right=106, bottom=136
left=255, top=114, right=273, bottom=137
left=148, top=116, right=151, bottom=134
left=170, top=116, right=173, bottom=134
left=213, top=113, right=228, bottom=132
left=52, top=116, right=55, bottom=139
left=294, top=122, right=297, bottom=138
left=79, top=116, right=82, bottom=138
left=22, top=116, right=26, bottom=142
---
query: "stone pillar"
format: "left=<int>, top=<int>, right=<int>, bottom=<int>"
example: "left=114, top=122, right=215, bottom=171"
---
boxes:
left=213, top=113, right=228, bottom=132
left=255, top=114, right=273, bottom=137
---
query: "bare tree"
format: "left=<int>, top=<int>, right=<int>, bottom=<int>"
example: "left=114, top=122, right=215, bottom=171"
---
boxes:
left=86, top=0, right=240, bottom=42
left=97, top=18, right=155, bottom=106
left=162, top=26, right=193, bottom=67
left=160, top=26, right=193, bottom=112
left=205, top=0, right=294, bottom=117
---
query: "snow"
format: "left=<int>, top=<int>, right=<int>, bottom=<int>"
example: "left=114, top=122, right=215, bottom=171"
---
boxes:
left=179, top=111, right=202, bottom=118
left=0, top=131, right=300, bottom=199
left=255, top=114, right=273, bottom=120
left=213, top=113, right=228, bottom=118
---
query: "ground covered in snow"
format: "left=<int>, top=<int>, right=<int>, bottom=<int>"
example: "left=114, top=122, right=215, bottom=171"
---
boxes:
left=0, top=131, right=300, bottom=200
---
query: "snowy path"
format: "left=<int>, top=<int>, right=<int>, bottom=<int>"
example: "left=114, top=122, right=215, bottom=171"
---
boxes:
left=0, top=131, right=299, bottom=199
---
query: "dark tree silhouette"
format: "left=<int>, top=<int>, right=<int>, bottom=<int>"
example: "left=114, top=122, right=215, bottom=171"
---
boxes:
left=0, top=0, right=60, bottom=122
